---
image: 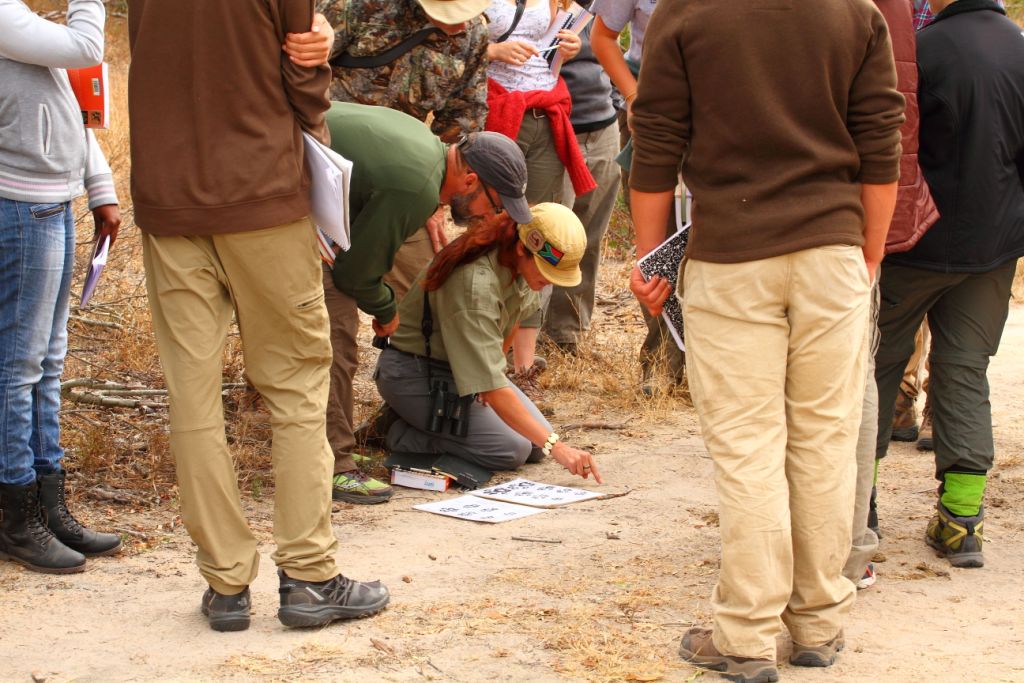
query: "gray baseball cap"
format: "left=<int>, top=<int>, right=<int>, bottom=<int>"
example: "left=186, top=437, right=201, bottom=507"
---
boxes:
left=458, top=132, right=532, bottom=224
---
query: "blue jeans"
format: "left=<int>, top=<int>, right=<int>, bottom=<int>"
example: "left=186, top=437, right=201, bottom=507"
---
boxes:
left=0, top=197, right=75, bottom=485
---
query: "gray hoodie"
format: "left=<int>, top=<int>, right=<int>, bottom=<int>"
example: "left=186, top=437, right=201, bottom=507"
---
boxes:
left=0, top=0, right=116, bottom=208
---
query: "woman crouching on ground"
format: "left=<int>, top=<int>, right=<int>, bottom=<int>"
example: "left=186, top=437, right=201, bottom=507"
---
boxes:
left=374, top=203, right=602, bottom=483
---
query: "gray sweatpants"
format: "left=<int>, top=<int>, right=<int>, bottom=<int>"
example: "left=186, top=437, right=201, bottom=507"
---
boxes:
left=374, top=348, right=550, bottom=471
left=543, top=122, right=621, bottom=345
left=843, top=276, right=881, bottom=583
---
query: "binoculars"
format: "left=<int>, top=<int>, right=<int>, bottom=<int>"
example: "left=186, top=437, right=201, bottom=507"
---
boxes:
left=427, top=380, right=472, bottom=437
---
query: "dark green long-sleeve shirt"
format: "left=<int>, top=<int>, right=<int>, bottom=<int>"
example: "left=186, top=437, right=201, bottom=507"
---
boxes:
left=326, top=102, right=446, bottom=322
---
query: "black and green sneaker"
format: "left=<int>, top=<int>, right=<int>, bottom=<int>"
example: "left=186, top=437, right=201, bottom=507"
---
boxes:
left=332, top=470, right=393, bottom=505
left=926, top=501, right=984, bottom=568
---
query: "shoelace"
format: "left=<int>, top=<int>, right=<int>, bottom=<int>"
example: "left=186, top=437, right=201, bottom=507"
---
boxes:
left=318, top=574, right=358, bottom=604
left=23, top=491, right=56, bottom=546
left=54, top=483, right=85, bottom=536
left=508, top=366, right=543, bottom=399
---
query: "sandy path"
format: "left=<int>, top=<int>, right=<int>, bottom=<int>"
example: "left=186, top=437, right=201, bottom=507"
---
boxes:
left=2, top=304, right=1023, bottom=683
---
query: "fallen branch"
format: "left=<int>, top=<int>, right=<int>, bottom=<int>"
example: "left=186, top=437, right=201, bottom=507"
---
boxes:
left=511, top=536, right=562, bottom=544
left=64, top=392, right=164, bottom=409
left=68, top=315, right=123, bottom=330
left=92, top=388, right=169, bottom=396
left=559, top=421, right=629, bottom=431
left=114, top=527, right=151, bottom=540
left=60, top=410, right=105, bottom=428
left=596, top=489, right=633, bottom=501
left=86, top=487, right=147, bottom=505
left=61, top=379, right=247, bottom=409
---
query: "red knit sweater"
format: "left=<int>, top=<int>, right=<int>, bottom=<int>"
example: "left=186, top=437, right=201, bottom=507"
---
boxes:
left=485, top=77, right=596, bottom=197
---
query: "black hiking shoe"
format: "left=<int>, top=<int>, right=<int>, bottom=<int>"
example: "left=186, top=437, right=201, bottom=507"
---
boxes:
left=0, top=481, right=86, bottom=574
left=277, top=569, right=389, bottom=628
left=201, top=586, right=251, bottom=632
left=37, top=471, right=121, bottom=557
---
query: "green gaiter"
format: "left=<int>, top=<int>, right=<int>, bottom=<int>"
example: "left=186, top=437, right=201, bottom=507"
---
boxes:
left=941, top=472, right=987, bottom=517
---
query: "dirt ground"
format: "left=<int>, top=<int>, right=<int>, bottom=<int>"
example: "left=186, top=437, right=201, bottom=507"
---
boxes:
left=2, top=270, right=1024, bottom=683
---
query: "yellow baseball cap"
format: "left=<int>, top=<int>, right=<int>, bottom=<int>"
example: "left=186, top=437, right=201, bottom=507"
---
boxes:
left=416, top=0, right=490, bottom=23
left=517, top=203, right=587, bottom=288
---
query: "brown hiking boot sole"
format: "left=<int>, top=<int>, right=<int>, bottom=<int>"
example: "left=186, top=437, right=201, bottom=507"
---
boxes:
left=679, top=628, right=779, bottom=683
left=790, top=633, right=845, bottom=667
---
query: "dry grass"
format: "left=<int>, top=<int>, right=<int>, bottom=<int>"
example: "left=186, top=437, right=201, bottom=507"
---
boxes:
left=1008, top=2, right=1024, bottom=24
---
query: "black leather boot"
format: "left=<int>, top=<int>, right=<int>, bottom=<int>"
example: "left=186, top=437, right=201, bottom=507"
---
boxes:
left=37, top=471, right=121, bottom=557
left=0, top=481, right=86, bottom=573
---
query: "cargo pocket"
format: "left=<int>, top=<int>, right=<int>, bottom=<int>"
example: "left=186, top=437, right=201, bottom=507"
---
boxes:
left=290, top=289, right=331, bottom=362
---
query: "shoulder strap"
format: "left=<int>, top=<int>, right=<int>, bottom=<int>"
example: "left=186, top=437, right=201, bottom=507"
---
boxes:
left=329, top=25, right=440, bottom=69
left=421, top=290, right=435, bottom=390
left=494, top=0, right=527, bottom=43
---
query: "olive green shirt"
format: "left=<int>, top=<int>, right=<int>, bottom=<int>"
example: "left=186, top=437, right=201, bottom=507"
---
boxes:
left=390, top=250, right=539, bottom=396
left=327, top=102, right=447, bottom=323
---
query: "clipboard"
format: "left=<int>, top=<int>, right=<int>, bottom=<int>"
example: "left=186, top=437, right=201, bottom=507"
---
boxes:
left=79, top=234, right=110, bottom=307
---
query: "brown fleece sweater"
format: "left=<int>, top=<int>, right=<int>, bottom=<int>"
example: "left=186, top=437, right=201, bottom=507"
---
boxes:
left=127, top=0, right=331, bottom=235
left=631, top=0, right=905, bottom=263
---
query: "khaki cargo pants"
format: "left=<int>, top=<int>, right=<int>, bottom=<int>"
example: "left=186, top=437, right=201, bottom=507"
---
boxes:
left=143, top=218, right=338, bottom=595
left=682, top=245, right=869, bottom=659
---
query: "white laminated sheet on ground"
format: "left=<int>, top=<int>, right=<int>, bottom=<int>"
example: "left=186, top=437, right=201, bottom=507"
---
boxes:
left=471, top=478, right=603, bottom=508
left=414, top=479, right=605, bottom=523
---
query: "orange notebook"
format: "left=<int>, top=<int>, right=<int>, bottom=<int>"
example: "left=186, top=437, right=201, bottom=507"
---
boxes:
left=66, top=63, right=109, bottom=129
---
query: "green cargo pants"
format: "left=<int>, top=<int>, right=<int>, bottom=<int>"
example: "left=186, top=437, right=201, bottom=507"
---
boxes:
left=874, top=260, right=1017, bottom=479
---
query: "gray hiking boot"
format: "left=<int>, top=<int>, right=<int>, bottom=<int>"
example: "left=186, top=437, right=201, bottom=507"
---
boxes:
left=926, top=501, right=984, bottom=568
left=277, top=569, right=389, bottom=628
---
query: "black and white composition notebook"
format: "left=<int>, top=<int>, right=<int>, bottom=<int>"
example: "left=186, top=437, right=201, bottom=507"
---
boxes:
left=636, top=181, right=690, bottom=352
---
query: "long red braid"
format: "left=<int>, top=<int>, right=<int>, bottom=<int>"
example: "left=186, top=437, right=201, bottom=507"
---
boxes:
left=422, top=219, right=521, bottom=292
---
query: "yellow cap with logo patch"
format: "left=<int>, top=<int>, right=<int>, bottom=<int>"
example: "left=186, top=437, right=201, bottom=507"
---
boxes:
left=517, top=203, right=587, bottom=288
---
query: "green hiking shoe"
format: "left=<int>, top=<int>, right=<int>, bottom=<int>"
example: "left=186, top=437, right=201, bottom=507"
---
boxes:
left=926, top=501, right=984, bottom=568
left=332, top=470, right=393, bottom=505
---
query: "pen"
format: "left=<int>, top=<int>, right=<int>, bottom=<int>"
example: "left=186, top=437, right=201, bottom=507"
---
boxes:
left=536, top=44, right=560, bottom=54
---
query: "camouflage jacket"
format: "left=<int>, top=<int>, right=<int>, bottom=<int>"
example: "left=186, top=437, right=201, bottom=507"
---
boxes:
left=317, top=0, right=489, bottom=142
